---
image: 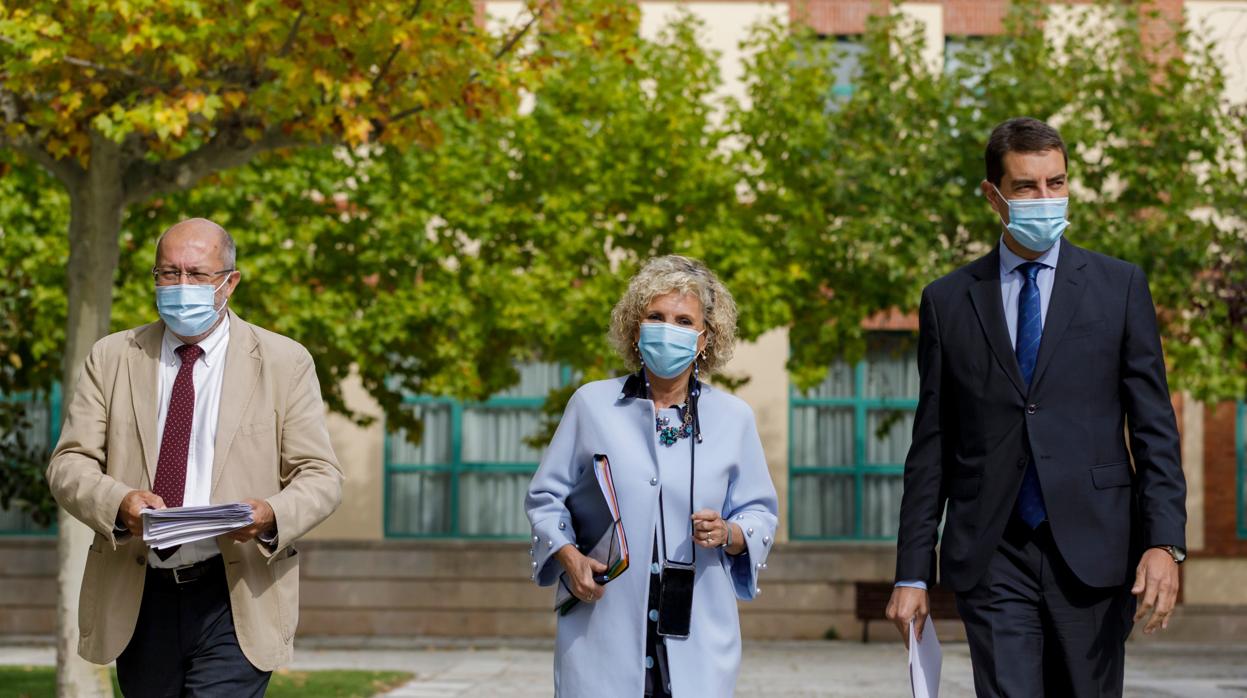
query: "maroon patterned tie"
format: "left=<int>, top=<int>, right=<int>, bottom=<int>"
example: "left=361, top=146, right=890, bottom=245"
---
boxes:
left=151, top=343, right=203, bottom=560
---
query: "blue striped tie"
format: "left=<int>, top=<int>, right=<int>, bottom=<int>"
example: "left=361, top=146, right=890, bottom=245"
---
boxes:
left=1014, top=262, right=1047, bottom=528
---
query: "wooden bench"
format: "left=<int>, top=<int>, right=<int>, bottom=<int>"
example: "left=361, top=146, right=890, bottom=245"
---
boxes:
left=854, top=581, right=962, bottom=642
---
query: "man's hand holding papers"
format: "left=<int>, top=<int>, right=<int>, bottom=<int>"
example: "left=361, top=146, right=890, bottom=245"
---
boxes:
left=227, top=498, right=277, bottom=543
left=908, top=616, right=942, bottom=698
left=141, top=502, right=255, bottom=550
left=118, top=490, right=167, bottom=538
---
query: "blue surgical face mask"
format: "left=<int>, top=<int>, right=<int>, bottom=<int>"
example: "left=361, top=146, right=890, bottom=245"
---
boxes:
left=155, top=278, right=228, bottom=337
left=638, top=322, right=703, bottom=379
left=992, top=184, right=1070, bottom=252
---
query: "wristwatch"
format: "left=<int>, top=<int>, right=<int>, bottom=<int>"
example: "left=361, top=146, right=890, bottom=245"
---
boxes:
left=1159, top=545, right=1187, bottom=565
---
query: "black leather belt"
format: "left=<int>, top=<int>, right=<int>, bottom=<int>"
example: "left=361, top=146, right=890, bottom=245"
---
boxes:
left=148, top=555, right=223, bottom=586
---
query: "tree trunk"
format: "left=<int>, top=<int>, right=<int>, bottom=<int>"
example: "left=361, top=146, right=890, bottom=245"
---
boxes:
left=56, top=134, right=125, bottom=698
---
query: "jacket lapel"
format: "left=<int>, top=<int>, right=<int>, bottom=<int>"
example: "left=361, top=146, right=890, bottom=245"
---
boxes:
left=211, top=311, right=262, bottom=497
left=1029, top=242, right=1089, bottom=391
left=966, top=250, right=1028, bottom=398
left=618, top=373, right=661, bottom=501
left=128, top=322, right=165, bottom=488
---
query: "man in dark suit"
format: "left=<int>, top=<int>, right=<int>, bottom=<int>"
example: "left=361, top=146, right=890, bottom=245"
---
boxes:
left=885, top=117, right=1187, bottom=697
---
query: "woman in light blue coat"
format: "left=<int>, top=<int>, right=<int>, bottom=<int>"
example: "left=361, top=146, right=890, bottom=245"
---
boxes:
left=526, top=255, right=779, bottom=697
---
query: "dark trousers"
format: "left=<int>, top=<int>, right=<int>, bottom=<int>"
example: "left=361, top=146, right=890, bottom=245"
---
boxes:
left=956, top=520, right=1135, bottom=698
left=116, top=557, right=271, bottom=698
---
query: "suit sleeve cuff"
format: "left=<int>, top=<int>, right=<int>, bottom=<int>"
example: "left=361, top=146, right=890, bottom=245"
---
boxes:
left=530, top=515, right=575, bottom=586
left=257, top=527, right=278, bottom=551
left=728, top=511, right=775, bottom=601
left=895, top=580, right=929, bottom=591
left=258, top=497, right=286, bottom=561
left=112, top=518, right=133, bottom=545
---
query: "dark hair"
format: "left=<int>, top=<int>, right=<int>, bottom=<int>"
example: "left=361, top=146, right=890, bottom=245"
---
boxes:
left=984, top=117, right=1068, bottom=186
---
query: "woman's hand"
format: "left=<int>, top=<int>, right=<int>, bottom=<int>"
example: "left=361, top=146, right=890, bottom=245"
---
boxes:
left=692, top=509, right=746, bottom=555
left=554, top=544, right=607, bottom=603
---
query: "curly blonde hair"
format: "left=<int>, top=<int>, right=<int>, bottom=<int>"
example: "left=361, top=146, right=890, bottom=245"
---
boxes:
left=609, top=255, right=738, bottom=374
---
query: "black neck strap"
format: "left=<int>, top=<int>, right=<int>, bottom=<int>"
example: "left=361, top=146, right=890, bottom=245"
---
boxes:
left=647, top=370, right=699, bottom=565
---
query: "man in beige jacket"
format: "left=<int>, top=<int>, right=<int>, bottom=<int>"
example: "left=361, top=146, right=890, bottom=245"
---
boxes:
left=47, top=218, right=343, bottom=697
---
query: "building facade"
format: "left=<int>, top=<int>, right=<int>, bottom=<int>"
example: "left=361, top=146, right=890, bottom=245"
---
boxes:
left=2, top=0, right=1245, bottom=643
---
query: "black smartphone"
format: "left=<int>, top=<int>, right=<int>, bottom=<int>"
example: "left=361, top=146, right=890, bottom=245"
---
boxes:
left=657, top=561, right=695, bottom=639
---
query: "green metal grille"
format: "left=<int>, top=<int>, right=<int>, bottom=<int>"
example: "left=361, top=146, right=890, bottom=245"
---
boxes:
left=383, top=365, right=573, bottom=540
left=788, top=340, right=918, bottom=541
left=0, top=384, right=60, bottom=536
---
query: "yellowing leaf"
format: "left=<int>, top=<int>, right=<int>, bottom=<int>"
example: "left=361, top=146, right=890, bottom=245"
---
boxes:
left=313, top=69, right=334, bottom=92
left=344, top=116, right=373, bottom=144
left=121, top=34, right=143, bottom=54
left=30, top=47, right=53, bottom=63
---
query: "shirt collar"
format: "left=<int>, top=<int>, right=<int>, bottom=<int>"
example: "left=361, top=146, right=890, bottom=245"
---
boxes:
left=616, top=370, right=708, bottom=402
left=162, top=313, right=230, bottom=368
left=999, top=236, right=1061, bottom=276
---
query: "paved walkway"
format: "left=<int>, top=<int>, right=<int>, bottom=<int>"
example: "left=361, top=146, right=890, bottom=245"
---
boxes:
left=4, top=639, right=1246, bottom=696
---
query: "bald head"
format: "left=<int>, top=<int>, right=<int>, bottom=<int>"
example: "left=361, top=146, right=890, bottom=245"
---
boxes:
left=155, top=218, right=236, bottom=271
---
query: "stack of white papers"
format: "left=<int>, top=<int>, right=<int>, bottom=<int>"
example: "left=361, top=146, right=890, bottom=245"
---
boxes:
left=909, top=616, right=942, bottom=698
left=141, top=503, right=254, bottom=549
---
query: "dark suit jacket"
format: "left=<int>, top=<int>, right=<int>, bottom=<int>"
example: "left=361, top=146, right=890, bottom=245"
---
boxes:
left=895, top=241, right=1186, bottom=592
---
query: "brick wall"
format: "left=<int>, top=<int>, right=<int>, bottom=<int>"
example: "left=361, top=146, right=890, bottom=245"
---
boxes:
left=944, top=0, right=1010, bottom=35
left=1202, top=401, right=1246, bottom=557
left=0, top=538, right=958, bottom=642
left=0, top=540, right=55, bottom=636
left=792, top=0, right=889, bottom=35
left=789, top=0, right=1179, bottom=40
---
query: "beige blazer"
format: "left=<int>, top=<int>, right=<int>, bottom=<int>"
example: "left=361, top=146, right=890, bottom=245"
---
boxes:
left=46, top=310, right=343, bottom=671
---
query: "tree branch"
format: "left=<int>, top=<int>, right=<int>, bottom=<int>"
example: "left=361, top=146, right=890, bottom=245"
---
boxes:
left=0, top=35, right=155, bottom=86
left=494, top=2, right=546, bottom=61
left=375, top=1, right=544, bottom=131
left=121, top=127, right=306, bottom=206
left=372, top=0, right=424, bottom=90
left=384, top=105, right=425, bottom=124
left=0, top=89, right=84, bottom=187
left=278, top=9, right=308, bottom=57
left=4, top=138, right=84, bottom=188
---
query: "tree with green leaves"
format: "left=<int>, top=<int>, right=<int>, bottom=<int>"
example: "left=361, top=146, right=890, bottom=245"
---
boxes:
left=0, top=1, right=628, bottom=693
left=102, top=9, right=740, bottom=435
left=732, top=0, right=1246, bottom=400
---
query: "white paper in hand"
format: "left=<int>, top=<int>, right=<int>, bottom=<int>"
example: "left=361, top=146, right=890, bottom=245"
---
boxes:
left=909, top=616, right=941, bottom=698
left=142, top=503, right=253, bottom=549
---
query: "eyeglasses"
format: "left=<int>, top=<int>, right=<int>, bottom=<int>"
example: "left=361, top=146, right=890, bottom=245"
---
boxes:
left=151, top=268, right=236, bottom=285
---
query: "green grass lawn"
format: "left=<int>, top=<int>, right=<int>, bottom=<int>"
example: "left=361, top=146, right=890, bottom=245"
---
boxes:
left=0, top=666, right=413, bottom=698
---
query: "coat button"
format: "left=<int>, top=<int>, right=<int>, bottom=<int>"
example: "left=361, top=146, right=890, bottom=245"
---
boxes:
left=649, top=477, right=658, bottom=486
left=135, top=556, right=145, bottom=566
left=558, top=522, right=566, bottom=530
left=747, top=528, right=754, bottom=537
left=1017, top=457, right=1028, bottom=469
left=1026, top=404, right=1038, bottom=415
left=763, top=536, right=770, bottom=546
left=533, top=535, right=539, bottom=543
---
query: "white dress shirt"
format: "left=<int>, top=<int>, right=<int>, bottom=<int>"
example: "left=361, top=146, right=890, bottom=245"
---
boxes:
left=149, top=316, right=230, bottom=568
left=998, top=236, right=1060, bottom=347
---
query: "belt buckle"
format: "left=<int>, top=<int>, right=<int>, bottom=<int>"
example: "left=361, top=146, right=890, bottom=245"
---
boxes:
left=171, top=563, right=196, bottom=585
